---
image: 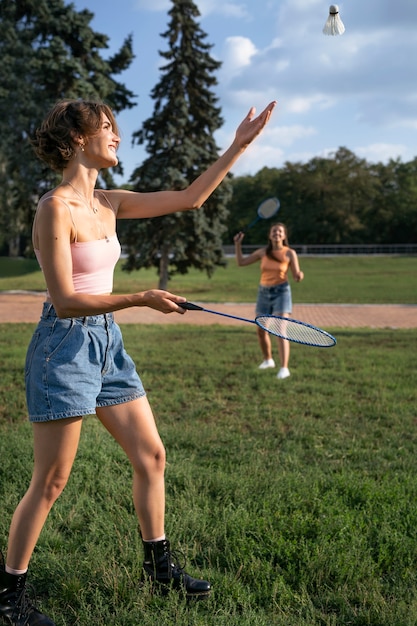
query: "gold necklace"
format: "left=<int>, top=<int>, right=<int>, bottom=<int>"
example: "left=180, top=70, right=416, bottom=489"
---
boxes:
left=64, top=180, right=98, bottom=214
left=63, top=180, right=109, bottom=242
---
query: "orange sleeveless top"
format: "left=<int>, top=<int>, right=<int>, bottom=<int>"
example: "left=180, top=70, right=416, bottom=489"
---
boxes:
left=259, top=247, right=290, bottom=286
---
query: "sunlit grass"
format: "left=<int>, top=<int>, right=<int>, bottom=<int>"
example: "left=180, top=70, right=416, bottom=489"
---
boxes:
left=1, top=324, right=417, bottom=625
left=1, top=255, right=416, bottom=303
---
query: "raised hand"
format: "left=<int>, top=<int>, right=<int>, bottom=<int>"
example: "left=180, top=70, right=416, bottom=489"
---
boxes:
left=234, top=101, right=277, bottom=149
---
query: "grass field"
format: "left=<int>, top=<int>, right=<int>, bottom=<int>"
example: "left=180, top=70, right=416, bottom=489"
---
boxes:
left=1, top=321, right=417, bottom=625
left=1, top=254, right=416, bottom=624
left=1, top=255, right=417, bottom=303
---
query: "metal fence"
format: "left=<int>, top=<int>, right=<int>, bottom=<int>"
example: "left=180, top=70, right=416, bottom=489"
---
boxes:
left=223, top=243, right=417, bottom=256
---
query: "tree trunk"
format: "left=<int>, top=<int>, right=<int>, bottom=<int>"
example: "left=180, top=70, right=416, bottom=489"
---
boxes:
left=8, top=236, right=20, bottom=257
left=158, top=245, right=170, bottom=290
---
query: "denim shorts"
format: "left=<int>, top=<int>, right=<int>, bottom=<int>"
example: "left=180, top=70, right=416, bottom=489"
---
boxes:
left=255, top=282, right=292, bottom=316
left=25, top=303, right=146, bottom=422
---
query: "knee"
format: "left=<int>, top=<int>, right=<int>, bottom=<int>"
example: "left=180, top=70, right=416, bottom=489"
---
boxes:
left=39, top=471, right=70, bottom=507
left=134, top=442, right=166, bottom=478
left=149, top=442, right=166, bottom=473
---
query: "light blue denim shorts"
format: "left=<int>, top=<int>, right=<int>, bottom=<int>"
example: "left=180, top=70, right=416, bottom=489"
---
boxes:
left=25, top=303, right=146, bottom=422
left=255, top=282, right=292, bottom=317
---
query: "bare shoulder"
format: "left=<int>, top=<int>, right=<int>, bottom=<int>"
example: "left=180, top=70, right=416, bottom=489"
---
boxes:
left=33, top=192, right=75, bottom=245
left=255, top=247, right=266, bottom=258
left=38, top=186, right=73, bottom=205
left=94, top=189, right=121, bottom=214
left=97, top=188, right=139, bottom=217
left=100, top=188, right=135, bottom=204
left=36, top=191, right=74, bottom=219
left=245, top=247, right=265, bottom=263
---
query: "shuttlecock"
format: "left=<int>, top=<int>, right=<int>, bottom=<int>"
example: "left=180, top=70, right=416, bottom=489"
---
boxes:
left=323, top=5, right=345, bottom=36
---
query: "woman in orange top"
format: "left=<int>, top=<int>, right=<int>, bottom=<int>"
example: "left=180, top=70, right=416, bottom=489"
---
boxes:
left=234, top=223, right=304, bottom=379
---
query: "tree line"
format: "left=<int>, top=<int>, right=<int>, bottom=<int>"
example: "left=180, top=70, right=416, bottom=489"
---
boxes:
left=0, top=0, right=135, bottom=257
left=0, top=0, right=415, bottom=290
left=226, top=149, right=417, bottom=247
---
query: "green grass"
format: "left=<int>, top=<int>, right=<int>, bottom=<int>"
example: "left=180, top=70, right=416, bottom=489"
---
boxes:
left=1, top=255, right=417, bottom=303
left=1, top=324, right=417, bottom=625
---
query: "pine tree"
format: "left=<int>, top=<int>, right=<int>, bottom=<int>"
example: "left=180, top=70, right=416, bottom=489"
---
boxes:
left=0, top=0, right=135, bottom=255
left=124, top=0, right=232, bottom=290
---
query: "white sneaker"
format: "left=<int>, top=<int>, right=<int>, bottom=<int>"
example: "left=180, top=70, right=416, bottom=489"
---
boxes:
left=258, top=359, right=276, bottom=369
left=277, top=367, right=290, bottom=379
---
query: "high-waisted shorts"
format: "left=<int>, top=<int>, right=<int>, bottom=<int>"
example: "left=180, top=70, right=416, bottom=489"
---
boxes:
left=255, top=282, right=292, bottom=317
left=25, top=303, right=146, bottom=422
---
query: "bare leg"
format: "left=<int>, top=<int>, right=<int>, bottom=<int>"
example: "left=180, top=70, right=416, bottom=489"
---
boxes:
left=6, top=417, right=83, bottom=570
left=97, top=397, right=212, bottom=599
left=257, top=327, right=272, bottom=361
left=96, top=397, right=166, bottom=541
left=277, top=337, right=290, bottom=369
left=276, top=313, right=290, bottom=368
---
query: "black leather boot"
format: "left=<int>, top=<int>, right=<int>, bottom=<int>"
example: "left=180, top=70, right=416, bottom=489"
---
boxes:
left=0, top=555, right=55, bottom=626
left=142, top=539, right=211, bottom=599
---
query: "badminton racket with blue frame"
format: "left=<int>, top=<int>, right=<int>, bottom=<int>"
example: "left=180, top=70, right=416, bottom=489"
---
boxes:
left=180, top=302, right=336, bottom=348
left=243, top=197, right=280, bottom=232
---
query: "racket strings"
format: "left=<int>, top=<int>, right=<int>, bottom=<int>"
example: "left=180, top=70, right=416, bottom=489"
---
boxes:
left=258, top=198, right=279, bottom=218
left=256, top=315, right=335, bottom=347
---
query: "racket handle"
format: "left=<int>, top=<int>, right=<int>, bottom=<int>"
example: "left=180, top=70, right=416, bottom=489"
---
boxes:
left=179, top=301, right=204, bottom=311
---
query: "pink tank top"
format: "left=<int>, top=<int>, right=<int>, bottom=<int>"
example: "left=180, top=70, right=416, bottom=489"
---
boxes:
left=34, top=193, right=121, bottom=295
left=35, top=236, right=121, bottom=295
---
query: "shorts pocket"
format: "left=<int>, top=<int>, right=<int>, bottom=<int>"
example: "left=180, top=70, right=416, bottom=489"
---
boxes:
left=45, top=318, right=78, bottom=362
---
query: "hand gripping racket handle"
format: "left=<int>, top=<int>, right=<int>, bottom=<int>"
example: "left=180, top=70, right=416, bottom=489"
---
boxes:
left=179, top=302, right=204, bottom=311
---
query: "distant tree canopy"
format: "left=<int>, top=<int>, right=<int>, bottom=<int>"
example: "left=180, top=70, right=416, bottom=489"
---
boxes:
left=121, top=0, right=231, bottom=290
left=0, top=0, right=136, bottom=256
left=0, top=0, right=415, bottom=268
left=226, top=148, right=417, bottom=246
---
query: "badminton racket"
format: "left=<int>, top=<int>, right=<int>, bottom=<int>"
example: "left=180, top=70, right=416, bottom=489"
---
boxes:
left=243, top=197, right=280, bottom=232
left=180, top=302, right=336, bottom=348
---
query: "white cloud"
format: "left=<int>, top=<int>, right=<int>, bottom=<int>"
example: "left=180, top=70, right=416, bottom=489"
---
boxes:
left=221, top=89, right=280, bottom=112
left=220, top=36, right=258, bottom=80
left=270, top=124, right=317, bottom=146
left=196, top=0, right=250, bottom=18
left=284, top=95, right=335, bottom=115
left=355, top=143, right=409, bottom=164
left=230, top=142, right=286, bottom=176
left=216, top=120, right=316, bottom=175
left=80, top=0, right=417, bottom=178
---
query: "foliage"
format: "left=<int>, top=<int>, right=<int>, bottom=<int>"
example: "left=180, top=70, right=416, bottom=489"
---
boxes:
left=226, top=149, right=417, bottom=246
left=0, top=0, right=136, bottom=256
left=123, top=0, right=231, bottom=289
left=1, top=324, right=417, bottom=624
left=1, top=0, right=415, bottom=273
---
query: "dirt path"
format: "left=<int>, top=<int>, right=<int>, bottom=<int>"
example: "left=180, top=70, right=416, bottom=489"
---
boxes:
left=0, top=292, right=416, bottom=328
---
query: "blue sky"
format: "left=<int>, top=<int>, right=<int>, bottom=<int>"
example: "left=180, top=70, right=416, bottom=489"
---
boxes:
left=72, top=0, right=417, bottom=184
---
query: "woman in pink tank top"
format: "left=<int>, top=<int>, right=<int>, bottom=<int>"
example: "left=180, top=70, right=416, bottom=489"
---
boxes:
left=0, top=98, right=276, bottom=625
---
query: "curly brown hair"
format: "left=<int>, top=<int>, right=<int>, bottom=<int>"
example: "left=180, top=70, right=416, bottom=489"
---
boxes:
left=31, top=99, right=119, bottom=171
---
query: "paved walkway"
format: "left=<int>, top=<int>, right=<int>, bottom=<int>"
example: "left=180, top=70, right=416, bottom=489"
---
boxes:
left=0, top=292, right=416, bottom=328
